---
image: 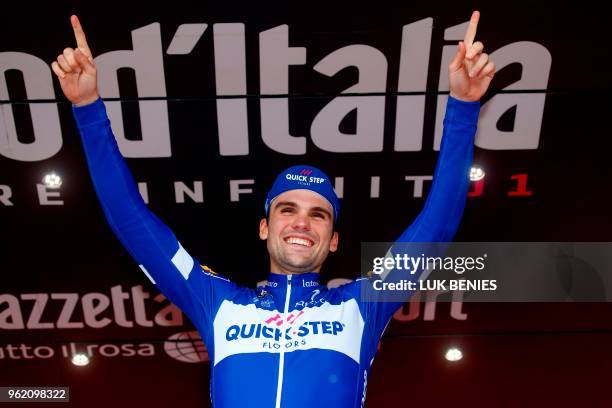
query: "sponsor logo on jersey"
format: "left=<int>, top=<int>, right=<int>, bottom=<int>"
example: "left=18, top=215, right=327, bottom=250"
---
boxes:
left=226, top=320, right=345, bottom=342
left=213, top=300, right=365, bottom=365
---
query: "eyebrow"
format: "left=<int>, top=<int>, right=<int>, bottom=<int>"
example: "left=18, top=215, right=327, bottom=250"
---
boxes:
left=274, top=201, right=332, bottom=219
left=310, top=206, right=332, bottom=219
left=273, top=201, right=297, bottom=211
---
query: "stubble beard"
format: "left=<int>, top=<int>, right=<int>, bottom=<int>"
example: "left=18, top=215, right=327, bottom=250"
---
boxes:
left=271, top=241, right=321, bottom=274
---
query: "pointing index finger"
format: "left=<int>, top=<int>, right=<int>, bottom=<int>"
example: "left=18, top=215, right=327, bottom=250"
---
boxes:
left=71, top=15, right=92, bottom=57
left=463, top=10, right=480, bottom=50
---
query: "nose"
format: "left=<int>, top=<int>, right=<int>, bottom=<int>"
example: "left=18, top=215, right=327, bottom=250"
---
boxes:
left=291, top=211, right=311, bottom=231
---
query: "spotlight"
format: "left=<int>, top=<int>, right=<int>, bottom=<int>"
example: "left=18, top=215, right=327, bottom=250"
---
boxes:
left=71, top=353, right=90, bottom=366
left=43, top=172, right=62, bottom=189
left=469, top=166, right=485, bottom=181
left=445, top=347, right=463, bottom=362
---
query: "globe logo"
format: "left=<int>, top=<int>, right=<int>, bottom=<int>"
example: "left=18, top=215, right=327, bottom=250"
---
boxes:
left=164, top=331, right=209, bottom=363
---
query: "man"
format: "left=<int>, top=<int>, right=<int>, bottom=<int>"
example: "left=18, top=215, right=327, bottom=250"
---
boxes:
left=52, top=11, right=494, bottom=408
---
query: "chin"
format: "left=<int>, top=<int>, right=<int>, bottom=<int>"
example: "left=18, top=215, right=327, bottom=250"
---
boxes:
left=284, top=259, right=316, bottom=273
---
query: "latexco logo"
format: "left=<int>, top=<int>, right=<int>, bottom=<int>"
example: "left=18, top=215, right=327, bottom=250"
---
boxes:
left=164, top=331, right=209, bottom=363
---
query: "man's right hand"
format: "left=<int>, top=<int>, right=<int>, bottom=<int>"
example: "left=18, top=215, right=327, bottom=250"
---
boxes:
left=51, top=15, right=99, bottom=107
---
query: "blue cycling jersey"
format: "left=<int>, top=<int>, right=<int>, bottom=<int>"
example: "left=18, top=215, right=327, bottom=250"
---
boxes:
left=72, top=96, right=479, bottom=408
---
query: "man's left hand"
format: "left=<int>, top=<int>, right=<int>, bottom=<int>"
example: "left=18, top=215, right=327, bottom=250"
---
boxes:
left=448, top=11, right=496, bottom=102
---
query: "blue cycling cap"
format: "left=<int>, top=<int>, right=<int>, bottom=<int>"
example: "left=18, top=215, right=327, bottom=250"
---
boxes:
left=265, top=165, right=340, bottom=223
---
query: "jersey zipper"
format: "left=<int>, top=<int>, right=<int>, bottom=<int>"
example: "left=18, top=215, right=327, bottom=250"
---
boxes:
left=274, top=274, right=292, bottom=408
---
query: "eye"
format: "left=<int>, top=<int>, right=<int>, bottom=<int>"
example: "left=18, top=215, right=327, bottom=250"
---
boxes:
left=312, top=212, right=325, bottom=219
left=280, top=207, right=294, bottom=214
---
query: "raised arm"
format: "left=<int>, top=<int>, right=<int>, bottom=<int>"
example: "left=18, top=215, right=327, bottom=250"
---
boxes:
left=398, top=10, right=494, bottom=243
left=51, top=16, right=239, bottom=334
left=350, top=11, right=496, bottom=335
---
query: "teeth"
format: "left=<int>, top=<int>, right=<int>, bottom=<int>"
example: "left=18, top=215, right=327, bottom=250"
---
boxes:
left=286, top=237, right=313, bottom=247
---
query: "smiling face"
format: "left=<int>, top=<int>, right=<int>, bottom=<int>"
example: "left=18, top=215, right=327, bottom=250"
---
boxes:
left=259, top=189, right=339, bottom=275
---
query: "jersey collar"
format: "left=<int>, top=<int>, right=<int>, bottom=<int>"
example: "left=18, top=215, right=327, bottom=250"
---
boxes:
left=265, top=272, right=321, bottom=298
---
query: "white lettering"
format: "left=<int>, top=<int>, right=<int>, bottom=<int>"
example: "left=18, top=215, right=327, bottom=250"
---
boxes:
left=95, top=23, right=171, bottom=158
left=370, top=176, right=380, bottom=198
left=0, top=185, right=13, bottom=206
left=404, top=175, right=433, bottom=198
left=21, top=294, right=54, bottom=329
left=138, top=182, right=149, bottom=204
left=259, top=25, right=307, bottom=154
left=52, top=293, right=84, bottom=329
left=1, top=21, right=552, bottom=162
left=214, top=23, right=249, bottom=156
left=434, top=20, right=551, bottom=151
left=0, top=52, right=62, bottom=161
left=175, top=181, right=204, bottom=203
left=0, top=286, right=183, bottom=332
left=334, top=177, right=344, bottom=199
left=230, top=179, right=254, bottom=201
left=132, top=285, right=154, bottom=327
left=154, top=294, right=184, bottom=326
left=311, top=45, right=387, bottom=152
left=0, top=294, right=25, bottom=329
left=33, top=345, right=54, bottom=359
left=111, top=285, right=133, bottom=328
left=36, top=184, right=63, bottom=205
left=81, top=292, right=112, bottom=329
left=395, top=18, right=432, bottom=151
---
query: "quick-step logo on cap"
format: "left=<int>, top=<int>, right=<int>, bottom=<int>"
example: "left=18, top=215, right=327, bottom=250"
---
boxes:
left=285, top=168, right=326, bottom=186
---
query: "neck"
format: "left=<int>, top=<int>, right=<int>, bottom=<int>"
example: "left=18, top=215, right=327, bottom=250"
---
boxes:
left=269, top=263, right=321, bottom=275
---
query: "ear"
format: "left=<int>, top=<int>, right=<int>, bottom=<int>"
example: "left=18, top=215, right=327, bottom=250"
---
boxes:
left=329, top=231, right=339, bottom=252
left=259, top=218, right=268, bottom=240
